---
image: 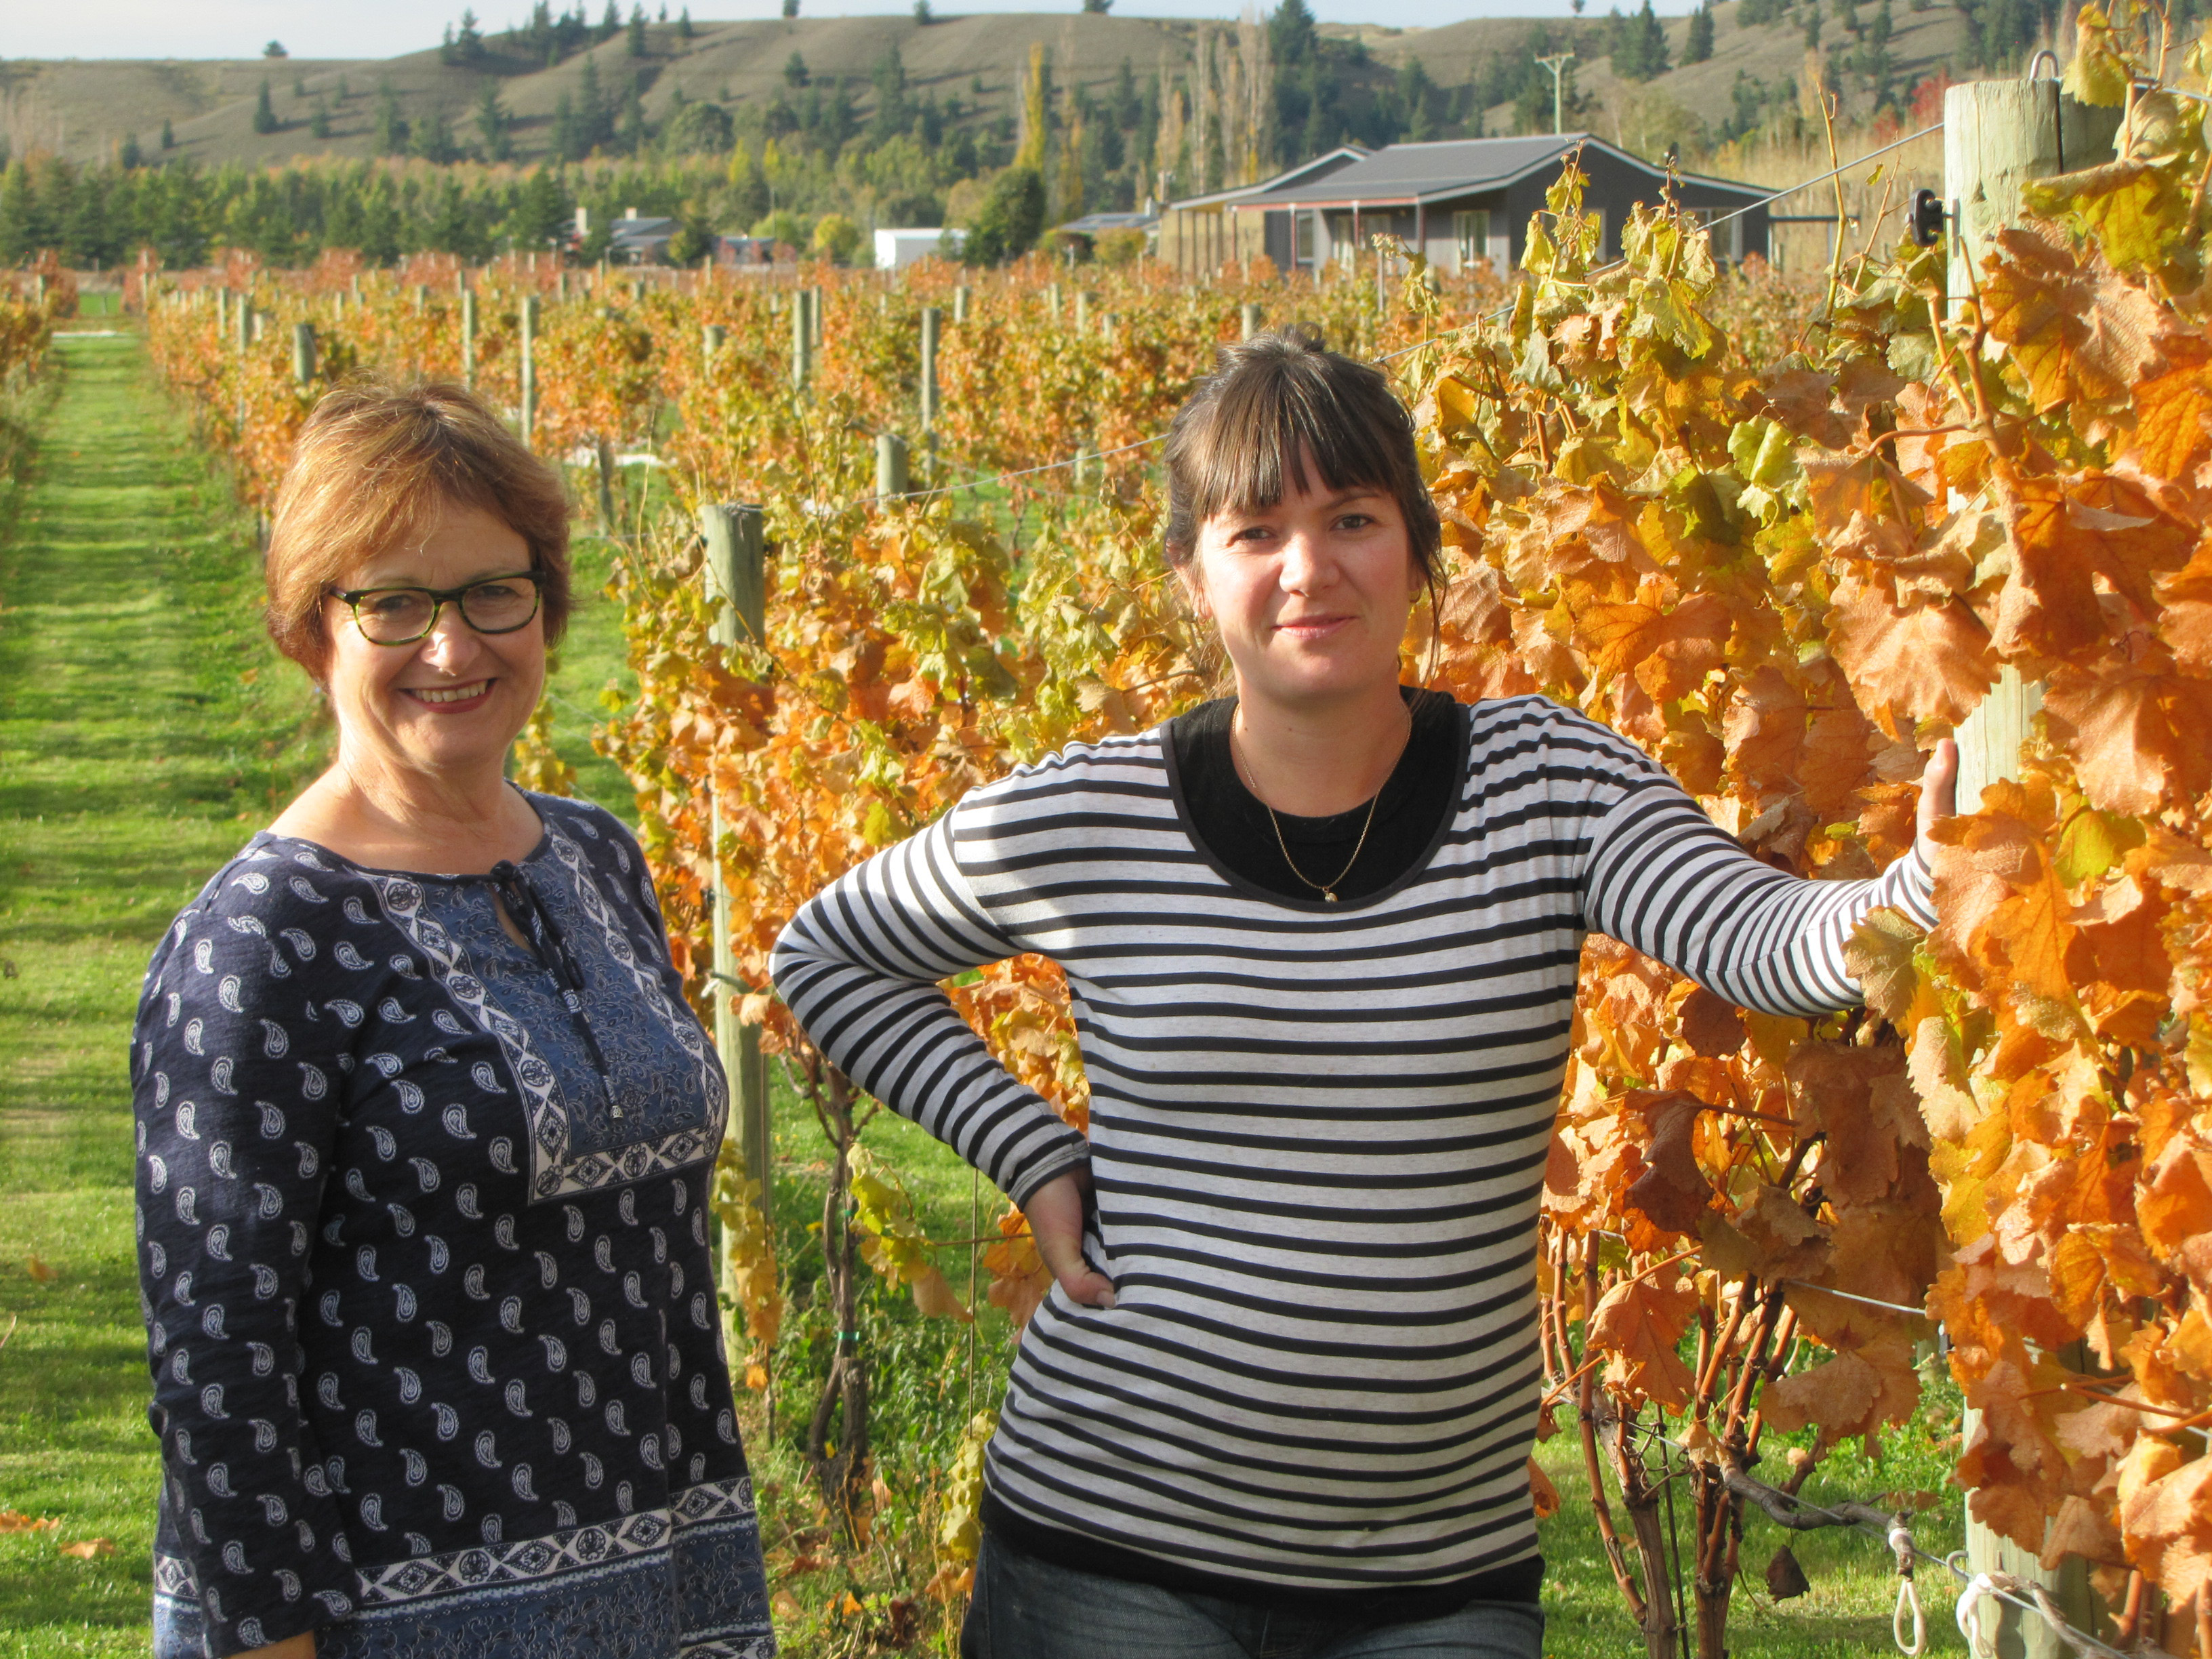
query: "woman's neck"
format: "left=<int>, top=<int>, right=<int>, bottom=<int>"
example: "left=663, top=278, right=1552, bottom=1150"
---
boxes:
left=272, top=746, right=539, bottom=873
left=1229, top=680, right=1412, bottom=818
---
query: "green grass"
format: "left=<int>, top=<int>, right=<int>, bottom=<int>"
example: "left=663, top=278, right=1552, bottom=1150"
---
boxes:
left=1533, top=1371, right=1973, bottom=1658
left=0, top=334, right=331, bottom=1657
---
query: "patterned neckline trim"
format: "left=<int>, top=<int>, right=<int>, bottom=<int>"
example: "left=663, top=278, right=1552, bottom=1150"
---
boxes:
left=252, top=792, right=556, bottom=885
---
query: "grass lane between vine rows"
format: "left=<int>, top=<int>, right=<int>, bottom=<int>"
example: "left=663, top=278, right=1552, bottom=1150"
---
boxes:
left=0, top=332, right=1971, bottom=1659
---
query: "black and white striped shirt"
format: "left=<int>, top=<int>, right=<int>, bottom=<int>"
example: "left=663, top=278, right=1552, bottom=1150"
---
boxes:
left=772, top=695, right=1936, bottom=1597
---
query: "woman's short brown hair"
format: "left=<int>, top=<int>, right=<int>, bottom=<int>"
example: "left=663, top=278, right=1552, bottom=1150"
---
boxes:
left=1162, top=324, right=1442, bottom=605
left=265, top=381, right=572, bottom=677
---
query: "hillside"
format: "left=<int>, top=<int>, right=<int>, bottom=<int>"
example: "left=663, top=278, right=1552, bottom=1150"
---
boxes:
left=1370, top=3, right=1968, bottom=148
left=7, top=15, right=1212, bottom=172
left=5, top=4, right=1971, bottom=178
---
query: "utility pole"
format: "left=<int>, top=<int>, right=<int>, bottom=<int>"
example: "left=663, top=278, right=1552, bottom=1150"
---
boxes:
left=1535, top=52, right=1576, bottom=135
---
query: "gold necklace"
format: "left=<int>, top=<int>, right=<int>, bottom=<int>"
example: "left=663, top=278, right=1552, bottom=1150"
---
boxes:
left=1229, top=710, right=1406, bottom=903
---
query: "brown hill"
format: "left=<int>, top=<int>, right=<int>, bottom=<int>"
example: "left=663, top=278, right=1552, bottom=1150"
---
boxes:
left=3, top=6, right=1969, bottom=178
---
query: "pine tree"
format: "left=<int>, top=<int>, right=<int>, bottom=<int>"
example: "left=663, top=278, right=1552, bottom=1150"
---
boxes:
left=1685, top=0, right=1716, bottom=61
left=310, top=98, right=332, bottom=139
left=475, top=81, right=512, bottom=161
left=1637, top=0, right=1672, bottom=76
left=618, top=74, right=649, bottom=150
left=253, top=81, right=279, bottom=135
left=160, top=119, right=175, bottom=150
left=579, top=56, right=608, bottom=148
left=678, top=5, right=693, bottom=36
left=599, top=1, right=621, bottom=41
left=785, top=52, right=808, bottom=87
left=411, top=109, right=461, bottom=164
left=551, top=91, right=581, bottom=161
left=376, top=81, right=409, bottom=154
left=119, top=132, right=143, bottom=169
left=628, top=4, right=649, bottom=56
left=1271, top=0, right=1317, bottom=64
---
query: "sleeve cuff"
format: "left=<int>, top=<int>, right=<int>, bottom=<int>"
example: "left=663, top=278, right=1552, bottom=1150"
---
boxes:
left=1007, top=1139, right=1092, bottom=1210
left=1892, top=840, right=1938, bottom=928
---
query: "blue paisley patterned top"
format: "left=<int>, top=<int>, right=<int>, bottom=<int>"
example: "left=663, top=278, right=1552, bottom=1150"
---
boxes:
left=133, top=792, right=773, bottom=1659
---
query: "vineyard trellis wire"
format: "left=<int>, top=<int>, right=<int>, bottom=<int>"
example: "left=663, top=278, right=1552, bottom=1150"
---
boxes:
left=121, top=18, right=2212, bottom=1650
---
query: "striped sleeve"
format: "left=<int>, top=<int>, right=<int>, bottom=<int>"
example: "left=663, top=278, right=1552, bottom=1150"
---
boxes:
left=1580, top=745, right=1939, bottom=1018
left=771, top=802, right=1090, bottom=1206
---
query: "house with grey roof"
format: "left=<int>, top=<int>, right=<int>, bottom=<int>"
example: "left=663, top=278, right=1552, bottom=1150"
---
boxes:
left=1187, top=135, right=1770, bottom=279
left=1155, top=145, right=1371, bottom=275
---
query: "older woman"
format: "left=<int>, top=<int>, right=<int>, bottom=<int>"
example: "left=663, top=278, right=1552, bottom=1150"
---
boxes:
left=774, top=327, right=1956, bottom=1659
left=136, top=384, right=772, bottom=1659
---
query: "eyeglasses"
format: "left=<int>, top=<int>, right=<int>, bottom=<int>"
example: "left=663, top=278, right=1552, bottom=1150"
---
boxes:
left=332, top=572, right=544, bottom=646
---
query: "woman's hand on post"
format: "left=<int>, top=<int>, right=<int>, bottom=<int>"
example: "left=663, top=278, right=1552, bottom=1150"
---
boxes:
left=1917, top=737, right=1959, bottom=843
left=1023, top=1168, right=1115, bottom=1310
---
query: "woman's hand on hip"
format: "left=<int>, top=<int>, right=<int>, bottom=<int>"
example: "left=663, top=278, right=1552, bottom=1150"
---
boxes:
left=1023, top=1168, right=1115, bottom=1310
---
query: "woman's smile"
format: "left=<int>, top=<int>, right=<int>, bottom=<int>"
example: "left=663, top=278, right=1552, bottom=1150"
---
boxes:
left=405, top=678, right=494, bottom=708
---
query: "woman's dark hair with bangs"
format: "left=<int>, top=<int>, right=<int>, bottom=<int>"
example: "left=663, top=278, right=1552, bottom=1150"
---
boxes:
left=1162, top=324, right=1442, bottom=606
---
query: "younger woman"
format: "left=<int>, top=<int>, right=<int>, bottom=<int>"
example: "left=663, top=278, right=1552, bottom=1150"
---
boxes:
left=774, top=327, right=1952, bottom=1659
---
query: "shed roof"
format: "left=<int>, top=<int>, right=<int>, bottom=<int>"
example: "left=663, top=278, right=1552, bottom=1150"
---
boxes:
left=1057, top=211, right=1156, bottom=235
left=1238, top=136, right=1768, bottom=208
left=1168, top=144, right=1372, bottom=211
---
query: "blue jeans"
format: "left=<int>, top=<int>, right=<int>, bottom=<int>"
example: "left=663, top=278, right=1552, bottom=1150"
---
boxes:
left=960, top=1534, right=1546, bottom=1659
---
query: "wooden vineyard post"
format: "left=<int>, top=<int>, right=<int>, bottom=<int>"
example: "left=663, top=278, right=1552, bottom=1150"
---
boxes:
left=703, top=323, right=725, bottom=370
left=1944, top=68, right=2123, bottom=1659
left=596, top=438, right=619, bottom=533
left=1242, top=300, right=1263, bottom=340
left=953, top=283, right=970, bottom=324
left=1074, top=290, right=1091, bottom=335
left=519, top=294, right=539, bottom=449
left=461, top=286, right=477, bottom=388
left=1943, top=75, right=2122, bottom=313
left=237, top=293, right=252, bottom=352
left=291, top=322, right=316, bottom=388
left=919, top=306, right=941, bottom=476
left=699, top=503, right=772, bottom=1232
left=790, top=291, right=811, bottom=390
left=876, top=432, right=909, bottom=501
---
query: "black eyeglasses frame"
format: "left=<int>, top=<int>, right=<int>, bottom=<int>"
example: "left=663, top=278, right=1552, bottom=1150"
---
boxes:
left=330, top=571, right=546, bottom=647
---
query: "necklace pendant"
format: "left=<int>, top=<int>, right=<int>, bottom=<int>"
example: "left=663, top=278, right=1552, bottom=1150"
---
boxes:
left=1324, top=890, right=1338, bottom=903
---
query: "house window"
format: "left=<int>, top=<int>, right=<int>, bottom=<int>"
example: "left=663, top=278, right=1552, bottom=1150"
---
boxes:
left=1296, top=209, right=1315, bottom=265
left=1452, top=209, right=1491, bottom=272
left=1683, top=206, right=1743, bottom=262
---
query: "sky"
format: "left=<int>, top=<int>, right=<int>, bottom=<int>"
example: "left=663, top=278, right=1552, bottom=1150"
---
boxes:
left=0, top=1, right=1608, bottom=62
